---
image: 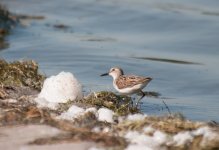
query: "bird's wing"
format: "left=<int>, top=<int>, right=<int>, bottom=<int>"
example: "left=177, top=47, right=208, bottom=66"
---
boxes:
left=116, top=75, right=152, bottom=89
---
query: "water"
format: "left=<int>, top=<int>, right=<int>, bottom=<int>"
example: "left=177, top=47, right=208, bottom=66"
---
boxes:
left=1, top=0, right=219, bottom=122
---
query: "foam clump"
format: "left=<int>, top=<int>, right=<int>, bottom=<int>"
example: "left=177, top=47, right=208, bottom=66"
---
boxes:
left=192, top=126, right=219, bottom=146
left=171, top=126, right=219, bottom=147
left=125, top=130, right=168, bottom=150
left=57, top=105, right=85, bottom=120
left=143, top=126, right=155, bottom=134
left=57, top=106, right=98, bottom=120
left=56, top=105, right=114, bottom=123
left=35, top=72, right=82, bottom=109
left=124, top=125, right=219, bottom=150
left=127, top=113, right=147, bottom=121
left=98, top=108, right=114, bottom=123
left=172, top=131, right=194, bottom=146
left=85, top=107, right=98, bottom=114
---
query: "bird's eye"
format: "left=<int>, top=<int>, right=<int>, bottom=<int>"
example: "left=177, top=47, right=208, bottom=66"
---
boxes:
left=112, top=69, right=115, bottom=71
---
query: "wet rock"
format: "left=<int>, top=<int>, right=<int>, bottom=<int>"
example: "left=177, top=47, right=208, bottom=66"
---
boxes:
left=0, top=4, right=17, bottom=49
left=53, top=24, right=70, bottom=30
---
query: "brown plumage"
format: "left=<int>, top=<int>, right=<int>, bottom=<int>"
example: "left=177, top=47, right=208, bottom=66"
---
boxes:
left=115, top=75, right=152, bottom=89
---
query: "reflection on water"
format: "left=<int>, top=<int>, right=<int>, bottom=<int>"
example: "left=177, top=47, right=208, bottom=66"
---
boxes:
left=0, top=39, right=9, bottom=50
left=154, top=2, right=219, bottom=16
left=132, top=57, right=202, bottom=65
left=1, top=0, right=219, bottom=122
left=142, top=91, right=161, bottom=98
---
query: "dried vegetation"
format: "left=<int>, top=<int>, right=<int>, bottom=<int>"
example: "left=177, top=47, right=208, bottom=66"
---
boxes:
left=0, top=59, right=45, bottom=90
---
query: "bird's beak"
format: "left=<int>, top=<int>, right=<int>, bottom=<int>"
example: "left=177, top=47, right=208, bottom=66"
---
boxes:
left=100, top=73, right=109, bottom=76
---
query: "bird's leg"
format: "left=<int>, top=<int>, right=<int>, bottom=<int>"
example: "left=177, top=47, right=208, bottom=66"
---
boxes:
left=136, top=90, right=145, bottom=107
left=130, top=98, right=134, bottom=108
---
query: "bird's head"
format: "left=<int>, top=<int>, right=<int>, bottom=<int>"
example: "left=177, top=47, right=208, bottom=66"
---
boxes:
left=100, top=67, right=124, bottom=80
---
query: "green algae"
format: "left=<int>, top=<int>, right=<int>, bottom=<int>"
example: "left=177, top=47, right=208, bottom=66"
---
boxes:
left=83, top=91, right=139, bottom=115
left=0, top=59, right=45, bottom=90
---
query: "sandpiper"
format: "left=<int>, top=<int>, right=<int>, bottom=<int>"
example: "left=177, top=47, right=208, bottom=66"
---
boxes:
left=100, top=67, right=152, bottom=105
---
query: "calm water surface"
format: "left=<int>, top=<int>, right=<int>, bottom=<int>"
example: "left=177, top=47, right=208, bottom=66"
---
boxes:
left=1, top=0, right=219, bottom=121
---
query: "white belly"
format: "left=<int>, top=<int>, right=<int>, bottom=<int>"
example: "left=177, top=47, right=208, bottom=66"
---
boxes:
left=113, top=82, right=147, bottom=95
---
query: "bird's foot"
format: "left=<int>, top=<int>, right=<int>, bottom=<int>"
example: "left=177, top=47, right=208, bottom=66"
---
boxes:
left=135, top=90, right=145, bottom=107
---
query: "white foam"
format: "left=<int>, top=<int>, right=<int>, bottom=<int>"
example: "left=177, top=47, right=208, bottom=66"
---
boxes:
left=127, top=113, right=147, bottom=121
left=193, top=126, right=216, bottom=138
left=192, top=126, right=219, bottom=146
left=88, top=147, right=106, bottom=150
left=34, top=97, right=58, bottom=110
left=173, top=131, right=194, bottom=146
left=143, top=126, right=155, bottom=134
left=102, top=127, right=110, bottom=133
left=92, top=126, right=101, bottom=133
left=125, top=144, right=153, bottom=150
left=125, top=130, right=168, bottom=150
left=125, top=131, right=148, bottom=145
left=153, top=131, right=168, bottom=145
left=35, top=72, right=82, bottom=109
left=85, top=107, right=98, bottom=114
left=97, top=108, right=114, bottom=123
left=57, top=105, right=85, bottom=120
left=171, top=126, right=219, bottom=147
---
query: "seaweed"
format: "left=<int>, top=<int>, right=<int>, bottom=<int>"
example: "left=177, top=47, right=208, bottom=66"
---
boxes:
left=0, top=59, right=45, bottom=90
left=82, top=91, right=139, bottom=115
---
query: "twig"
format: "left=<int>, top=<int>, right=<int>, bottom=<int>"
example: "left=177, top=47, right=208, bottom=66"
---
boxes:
left=162, top=100, right=171, bottom=115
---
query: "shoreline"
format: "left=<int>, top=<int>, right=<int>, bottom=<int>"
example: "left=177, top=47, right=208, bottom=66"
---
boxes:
left=0, top=59, right=219, bottom=150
